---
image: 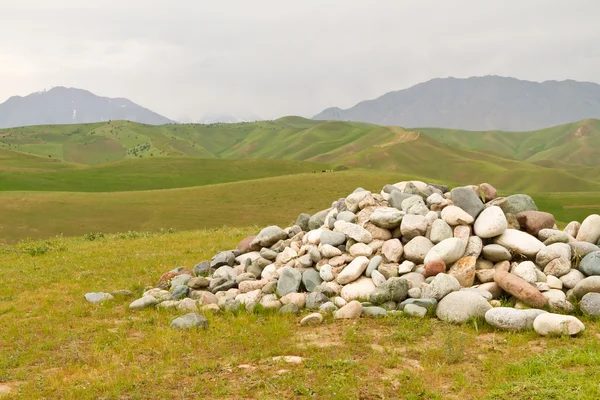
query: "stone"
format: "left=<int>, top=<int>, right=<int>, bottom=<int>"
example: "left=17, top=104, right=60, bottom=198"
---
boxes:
left=543, top=257, right=571, bottom=278
left=319, top=264, right=334, bottom=282
left=473, top=206, right=507, bottom=238
left=345, top=191, right=371, bottom=213
left=337, top=211, right=357, bottom=223
left=371, top=270, right=387, bottom=287
left=546, top=275, right=563, bottom=290
left=484, top=307, right=547, bottom=331
left=300, top=313, right=324, bottom=326
left=564, top=221, right=581, bottom=238
left=320, top=230, right=347, bottom=247
left=280, top=292, right=306, bottom=309
left=365, top=256, right=382, bottom=278
left=213, top=266, right=236, bottom=281
left=580, top=293, right=600, bottom=316
left=512, top=261, right=539, bottom=285
left=129, top=296, right=159, bottom=310
left=576, top=214, right=600, bottom=244
left=560, top=269, right=586, bottom=289
left=369, top=277, right=409, bottom=304
left=482, top=244, right=512, bottom=262
left=430, top=219, right=454, bottom=244
left=448, top=256, right=476, bottom=287
left=494, top=229, right=545, bottom=258
left=533, top=313, right=585, bottom=336
left=465, top=236, right=483, bottom=258
left=453, top=225, right=471, bottom=244
left=404, top=236, right=435, bottom=264
left=404, top=304, right=428, bottom=317
left=436, top=291, right=492, bottom=323
left=539, top=229, right=570, bottom=244
left=306, top=292, right=329, bottom=310
left=334, top=300, right=363, bottom=319
left=536, top=243, right=572, bottom=267
left=479, top=183, right=498, bottom=202
left=336, top=256, right=369, bottom=285
left=170, top=313, right=209, bottom=330
left=579, top=251, right=600, bottom=276
left=570, top=241, right=600, bottom=258
left=170, top=285, right=189, bottom=300
left=421, top=273, right=461, bottom=300
left=309, top=208, right=331, bottom=230
left=381, top=239, right=403, bottom=263
left=84, top=292, right=114, bottom=303
left=334, top=221, right=373, bottom=243
left=320, top=244, right=342, bottom=258
left=295, top=213, right=311, bottom=232
left=424, top=260, right=446, bottom=278
left=279, top=303, right=300, bottom=315
left=362, top=306, right=388, bottom=317
left=450, top=186, right=485, bottom=219
left=237, top=236, right=257, bottom=254
left=251, top=226, right=288, bottom=248
left=188, top=277, right=210, bottom=290
left=424, top=238, right=467, bottom=265
left=276, top=266, right=302, bottom=297
left=497, top=194, right=538, bottom=215
left=399, top=298, right=438, bottom=311
left=441, top=206, right=474, bottom=226
left=398, top=260, right=416, bottom=274
left=493, top=270, right=547, bottom=308
left=572, top=276, right=600, bottom=298
left=369, top=207, right=403, bottom=229
left=302, top=269, right=323, bottom=292
left=319, top=301, right=338, bottom=313
left=349, top=243, right=373, bottom=257
left=211, top=251, right=236, bottom=268
left=400, top=214, right=428, bottom=239
left=516, top=211, right=556, bottom=236
left=340, top=277, right=376, bottom=302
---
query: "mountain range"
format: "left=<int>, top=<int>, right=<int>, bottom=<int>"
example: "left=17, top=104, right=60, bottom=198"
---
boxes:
left=313, top=76, right=600, bottom=131
left=0, top=87, right=174, bottom=128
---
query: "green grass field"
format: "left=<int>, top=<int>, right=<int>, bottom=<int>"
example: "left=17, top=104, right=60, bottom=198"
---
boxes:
left=2, top=230, right=600, bottom=399
left=2, top=118, right=600, bottom=398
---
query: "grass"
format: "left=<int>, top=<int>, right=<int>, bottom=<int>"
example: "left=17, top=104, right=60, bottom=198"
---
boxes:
left=1, top=169, right=598, bottom=244
left=2, top=229, right=600, bottom=399
left=0, top=157, right=334, bottom=192
left=2, top=118, right=600, bottom=193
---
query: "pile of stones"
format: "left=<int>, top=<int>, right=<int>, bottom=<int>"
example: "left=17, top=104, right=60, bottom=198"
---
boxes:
left=89, top=181, right=600, bottom=335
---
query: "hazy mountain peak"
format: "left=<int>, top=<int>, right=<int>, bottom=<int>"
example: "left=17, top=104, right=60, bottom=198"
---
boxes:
left=0, top=87, right=174, bottom=128
left=314, top=76, right=600, bottom=131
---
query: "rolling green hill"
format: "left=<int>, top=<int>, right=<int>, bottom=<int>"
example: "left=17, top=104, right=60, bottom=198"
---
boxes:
left=418, top=118, right=600, bottom=167
left=2, top=117, right=599, bottom=193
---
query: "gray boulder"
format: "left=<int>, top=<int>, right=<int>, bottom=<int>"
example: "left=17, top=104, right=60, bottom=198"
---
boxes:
left=170, top=313, right=209, bottom=330
left=436, top=291, right=492, bottom=323
left=276, top=266, right=302, bottom=297
left=451, top=186, right=484, bottom=219
left=484, top=307, right=547, bottom=331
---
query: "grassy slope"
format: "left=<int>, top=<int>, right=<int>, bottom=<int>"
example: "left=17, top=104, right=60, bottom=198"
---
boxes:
left=418, top=118, right=600, bottom=167
left=2, top=118, right=599, bottom=193
left=0, top=156, right=334, bottom=192
left=2, top=230, right=600, bottom=399
left=0, top=169, right=597, bottom=243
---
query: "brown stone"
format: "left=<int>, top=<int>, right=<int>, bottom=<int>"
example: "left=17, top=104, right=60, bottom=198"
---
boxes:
left=424, top=259, right=446, bottom=278
left=237, top=236, right=257, bottom=253
left=453, top=225, right=471, bottom=243
left=479, top=183, right=498, bottom=202
left=157, top=269, right=194, bottom=287
left=493, top=270, right=548, bottom=308
left=448, top=256, right=476, bottom=287
left=516, top=211, right=556, bottom=236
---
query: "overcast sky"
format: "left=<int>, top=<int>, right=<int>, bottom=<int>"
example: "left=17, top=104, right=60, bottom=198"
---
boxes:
left=1, top=0, right=599, bottom=121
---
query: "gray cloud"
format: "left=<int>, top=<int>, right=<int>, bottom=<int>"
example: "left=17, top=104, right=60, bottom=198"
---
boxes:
left=1, top=0, right=599, bottom=120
